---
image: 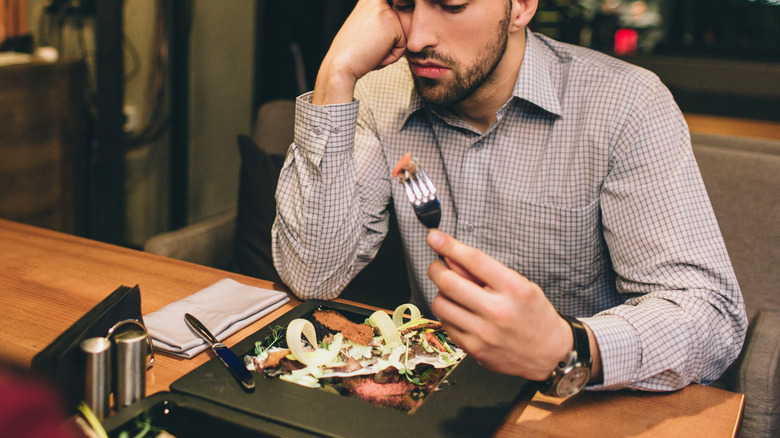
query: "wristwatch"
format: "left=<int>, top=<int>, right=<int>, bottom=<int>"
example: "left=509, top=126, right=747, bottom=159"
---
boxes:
left=540, top=314, right=592, bottom=398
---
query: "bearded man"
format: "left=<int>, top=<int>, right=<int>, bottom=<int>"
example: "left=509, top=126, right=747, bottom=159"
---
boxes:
left=272, top=0, right=746, bottom=396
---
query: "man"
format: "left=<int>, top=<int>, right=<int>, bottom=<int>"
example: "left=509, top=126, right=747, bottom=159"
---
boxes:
left=272, top=0, right=746, bottom=395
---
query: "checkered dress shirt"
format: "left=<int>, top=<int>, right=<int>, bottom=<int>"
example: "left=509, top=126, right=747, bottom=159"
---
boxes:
left=272, top=31, right=746, bottom=391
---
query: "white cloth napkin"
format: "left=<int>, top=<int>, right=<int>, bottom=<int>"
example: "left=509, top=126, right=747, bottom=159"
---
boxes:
left=144, top=278, right=290, bottom=358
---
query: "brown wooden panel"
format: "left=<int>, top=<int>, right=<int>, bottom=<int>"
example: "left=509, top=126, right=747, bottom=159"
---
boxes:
left=0, top=60, right=87, bottom=234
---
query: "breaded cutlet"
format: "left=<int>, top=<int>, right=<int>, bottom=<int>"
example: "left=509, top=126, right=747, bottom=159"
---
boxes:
left=313, top=309, right=374, bottom=345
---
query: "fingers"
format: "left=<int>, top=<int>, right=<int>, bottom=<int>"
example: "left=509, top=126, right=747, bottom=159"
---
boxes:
left=430, top=261, right=492, bottom=319
left=378, top=28, right=407, bottom=68
left=314, top=0, right=405, bottom=104
left=339, top=0, right=406, bottom=75
left=429, top=256, right=491, bottom=315
left=432, top=290, right=489, bottom=357
left=427, top=230, right=521, bottom=292
left=427, top=231, right=494, bottom=314
left=430, top=249, right=481, bottom=285
left=433, top=292, right=480, bottom=337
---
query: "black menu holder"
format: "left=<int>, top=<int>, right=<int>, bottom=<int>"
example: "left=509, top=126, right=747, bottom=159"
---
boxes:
left=31, top=284, right=144, bottom=414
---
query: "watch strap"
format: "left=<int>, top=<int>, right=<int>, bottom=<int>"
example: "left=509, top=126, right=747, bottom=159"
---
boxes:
left=560, top=314, right=591, bottom=366
left=539, top=313, right=592, bottom=397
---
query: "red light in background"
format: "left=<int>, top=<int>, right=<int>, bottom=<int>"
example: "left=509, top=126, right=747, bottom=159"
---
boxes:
left=614, top=29, right=639, bottom=56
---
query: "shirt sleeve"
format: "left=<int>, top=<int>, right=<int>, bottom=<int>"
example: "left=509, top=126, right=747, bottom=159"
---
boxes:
left=581, top=78, right=747, bottom=391
left=272, top=92, right=392, bottom=300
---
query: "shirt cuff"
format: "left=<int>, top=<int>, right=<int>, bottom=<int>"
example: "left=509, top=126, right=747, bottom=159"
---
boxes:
left=579, top=314, right=641, bottom=390
left=295, top=92, right=359, bottom=156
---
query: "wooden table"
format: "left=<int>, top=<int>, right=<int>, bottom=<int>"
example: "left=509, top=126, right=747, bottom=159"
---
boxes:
left=685, top=113, right=780, bottom=140
left=0, top=219, right=745, bottom=437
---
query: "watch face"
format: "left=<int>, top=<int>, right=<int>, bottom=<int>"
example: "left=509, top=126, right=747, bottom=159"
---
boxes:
left=556, top=367, right=590, bottom=398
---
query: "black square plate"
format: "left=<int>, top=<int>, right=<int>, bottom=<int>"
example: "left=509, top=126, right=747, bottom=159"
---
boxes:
left=101, top=392, right=321, bottom=437
left=170, top=300, right=533, bottom=437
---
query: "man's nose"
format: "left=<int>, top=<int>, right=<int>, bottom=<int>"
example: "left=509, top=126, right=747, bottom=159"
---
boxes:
left=404, top=6, right=438, bottom=53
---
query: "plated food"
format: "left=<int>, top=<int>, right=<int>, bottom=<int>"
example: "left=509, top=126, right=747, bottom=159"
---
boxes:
left=392, top=152, right=417, bottom=183
left=245, top=304, right=465, bottom=413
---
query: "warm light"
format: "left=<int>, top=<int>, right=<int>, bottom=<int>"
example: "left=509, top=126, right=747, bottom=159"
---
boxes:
left=614, top=29, right=639, bottom=56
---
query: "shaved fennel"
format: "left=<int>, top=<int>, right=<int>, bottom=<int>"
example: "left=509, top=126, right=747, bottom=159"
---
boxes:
left=392, top=303, right=421, bottom=327
left=286, top=318, right=343, bottom=367
left=369, top=310, right=402, bottom=347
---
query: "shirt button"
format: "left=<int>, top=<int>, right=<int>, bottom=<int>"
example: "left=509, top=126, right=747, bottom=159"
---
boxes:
left=332, top=126, right=340, bottom=133
left=313, top=127, right=323, bottom=135
left=474, top=142, right=483, bottom=151
left=465, top=223, right=475, bottom=232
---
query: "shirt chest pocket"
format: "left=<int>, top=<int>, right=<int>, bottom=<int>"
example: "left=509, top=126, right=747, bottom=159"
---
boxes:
left=482, top=198, right=605, bottom=298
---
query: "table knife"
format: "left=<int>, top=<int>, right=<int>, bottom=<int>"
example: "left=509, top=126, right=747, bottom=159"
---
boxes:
left=184, top=313, right=255, bottom=391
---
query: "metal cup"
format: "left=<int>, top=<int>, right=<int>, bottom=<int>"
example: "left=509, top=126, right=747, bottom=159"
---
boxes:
left=81, top=337, right=112, bottom=420
left=113, top=327, right=147, bottom=407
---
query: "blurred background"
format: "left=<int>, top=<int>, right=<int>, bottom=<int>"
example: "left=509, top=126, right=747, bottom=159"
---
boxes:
left=1, top=0, right=779, bottom=249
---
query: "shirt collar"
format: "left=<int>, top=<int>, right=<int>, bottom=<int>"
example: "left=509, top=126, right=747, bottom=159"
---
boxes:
left=399, top=29, right=562, bottom=129
left=514, top=30, right=562, bottom=117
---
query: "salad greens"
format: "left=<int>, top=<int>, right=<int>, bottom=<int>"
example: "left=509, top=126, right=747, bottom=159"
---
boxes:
left=246, top=303, right=466, bottom=413
left=254, top=324, right=285, bottom=355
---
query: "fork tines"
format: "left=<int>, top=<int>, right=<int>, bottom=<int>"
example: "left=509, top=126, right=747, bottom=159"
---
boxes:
left=402, top=165, right=442, bottom=229
left=404, top=168, right=437, bottom=206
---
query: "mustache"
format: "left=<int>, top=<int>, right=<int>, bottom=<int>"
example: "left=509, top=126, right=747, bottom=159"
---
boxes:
left=405, top=49, right=456, bottom=67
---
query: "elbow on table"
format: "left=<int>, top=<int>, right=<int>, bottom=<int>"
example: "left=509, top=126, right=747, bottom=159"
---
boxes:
left=292, top=290, right=341, bottom=302
left=272, top=229, right=351, bottom=301
left=274, top=256, right=346, bottom=302
left=281, top=274, right=344, bottom=302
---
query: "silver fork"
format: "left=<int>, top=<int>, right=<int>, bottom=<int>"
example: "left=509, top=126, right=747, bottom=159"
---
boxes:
left=397, top=156, right=448, bottom=266
left=401, top=159, right=442, bottom=229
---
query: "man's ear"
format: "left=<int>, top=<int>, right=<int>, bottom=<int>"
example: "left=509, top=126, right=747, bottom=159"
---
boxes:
left=509, top=0, right=538, bottom=33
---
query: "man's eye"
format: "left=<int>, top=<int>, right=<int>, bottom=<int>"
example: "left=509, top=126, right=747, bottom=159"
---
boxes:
left=392, top=1, right=414, bottom=12
left=441, top=3, right=466, bottom=13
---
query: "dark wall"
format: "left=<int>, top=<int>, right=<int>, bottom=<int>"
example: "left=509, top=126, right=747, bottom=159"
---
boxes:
left=662, top=0, right=780, bottom=61
left=254, top=0, right=356, bottom=109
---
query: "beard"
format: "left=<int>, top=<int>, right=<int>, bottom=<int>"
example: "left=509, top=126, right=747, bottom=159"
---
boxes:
left=406, top=14, right=511, bottom=107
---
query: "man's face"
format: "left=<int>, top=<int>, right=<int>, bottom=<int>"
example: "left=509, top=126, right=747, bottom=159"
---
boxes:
left=395, top=0, right=513, bottom=107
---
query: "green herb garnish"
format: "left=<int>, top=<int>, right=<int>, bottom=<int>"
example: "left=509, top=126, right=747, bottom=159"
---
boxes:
left=254, top=325, right=286, bottom=355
